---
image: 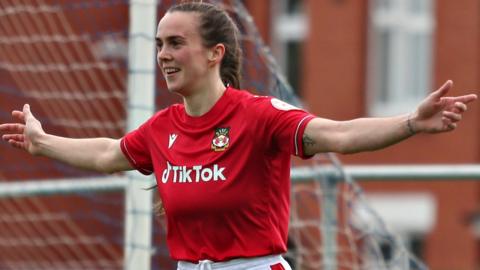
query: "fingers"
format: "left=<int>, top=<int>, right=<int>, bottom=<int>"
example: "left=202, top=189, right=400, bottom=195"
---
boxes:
left=23, top=104, right=29, bottom=114
left=443, top=111, right=462, bottom=122
left=12, top=110, right=25, bottom=122
left=23, top=104, right=33, bottom=119
left=430, top=80, right=453, bottom=100
left=441, top=115, right=458, bottom=131
left=439, top=93, right=476, bottom=113
left=8, top=139, right=27, bottom=150
left=440, top=97, right=475, bottom=132
left=454, top=102, right=467, bottom=113
left=10, top=104, right=34, bottom=123
left=2, top=134, right=25, bottom=142
left=447, top=123, right=457, bottom=130
left=448, top=100, right=471, bottom=115
left=452, top=94, right=478, bottom=104
left=0, top=123, right=25, bottom=133
left=1, top=133, right=26, bottom=150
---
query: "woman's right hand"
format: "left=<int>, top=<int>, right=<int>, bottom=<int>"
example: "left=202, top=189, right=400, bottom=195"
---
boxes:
left=0, top=104, right=46, bottom=155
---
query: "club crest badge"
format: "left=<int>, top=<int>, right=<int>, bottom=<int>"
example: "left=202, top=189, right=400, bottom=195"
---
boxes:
left=211, top=127, right=230, bottom=152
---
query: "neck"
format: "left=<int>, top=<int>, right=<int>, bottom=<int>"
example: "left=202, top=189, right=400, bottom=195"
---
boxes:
left=183, top=79, right=227, bottom=117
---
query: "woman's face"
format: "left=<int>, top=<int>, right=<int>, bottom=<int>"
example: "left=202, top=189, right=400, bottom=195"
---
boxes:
left=156, top=12, right=211, bottom=95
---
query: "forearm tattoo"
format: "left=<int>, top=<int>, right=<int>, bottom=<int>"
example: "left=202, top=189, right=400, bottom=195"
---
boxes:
left=302, top=134, right=316, bottom=150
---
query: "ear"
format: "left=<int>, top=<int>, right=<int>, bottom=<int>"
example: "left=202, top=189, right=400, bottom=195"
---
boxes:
left=208, top=43, right=225, bottom=66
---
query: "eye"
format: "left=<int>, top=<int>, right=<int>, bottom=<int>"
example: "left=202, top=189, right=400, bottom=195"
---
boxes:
left=170, top=37, right=186, bottom=48
left=156, top=42, right=163, bottom=50
left=171, top=40, right=181, bottom=48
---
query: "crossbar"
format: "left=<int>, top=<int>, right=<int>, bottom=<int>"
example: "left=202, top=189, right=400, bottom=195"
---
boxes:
left=1, top=165, right=479, bottom=198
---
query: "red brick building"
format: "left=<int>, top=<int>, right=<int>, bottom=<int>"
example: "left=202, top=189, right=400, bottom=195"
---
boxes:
left=244, top=0, right=480, bottom=269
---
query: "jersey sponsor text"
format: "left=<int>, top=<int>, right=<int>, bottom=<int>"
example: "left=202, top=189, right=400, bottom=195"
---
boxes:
left=161, top=161, right=226, bottom=183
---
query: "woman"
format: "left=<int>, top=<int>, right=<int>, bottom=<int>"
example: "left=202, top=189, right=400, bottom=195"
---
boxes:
left=0, top=2, right=477, bottom=270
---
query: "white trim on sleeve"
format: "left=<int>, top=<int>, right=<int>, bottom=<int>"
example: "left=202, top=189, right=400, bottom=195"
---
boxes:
left=122, top=139, right=153, bottom=174
left=294, top=115, right=312, bottom=156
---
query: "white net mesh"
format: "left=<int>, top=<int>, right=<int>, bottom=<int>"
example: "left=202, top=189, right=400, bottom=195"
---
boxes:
left=0, top=0, right=128, bottom=269
left=288, top=155, right=427, bottom=270
left=0, top=0, right=427, bottom=269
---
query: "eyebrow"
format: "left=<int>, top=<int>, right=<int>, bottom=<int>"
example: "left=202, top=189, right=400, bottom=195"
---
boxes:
left=155, top=35, right=186, bottom=43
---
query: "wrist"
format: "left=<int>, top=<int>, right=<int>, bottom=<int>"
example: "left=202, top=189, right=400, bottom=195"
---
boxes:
left=406, top=113, right=418, bottom=136
left=31, top=132, right=49, bottom=156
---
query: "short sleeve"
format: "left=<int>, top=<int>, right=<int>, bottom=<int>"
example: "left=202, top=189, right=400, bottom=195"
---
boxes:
left=253, top=97, right=316, bottom=159
left=120, top=121, right=154, bottom=175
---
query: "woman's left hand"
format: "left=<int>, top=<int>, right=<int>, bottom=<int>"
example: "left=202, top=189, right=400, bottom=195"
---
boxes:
left=410, top=80, right=477, bottom=133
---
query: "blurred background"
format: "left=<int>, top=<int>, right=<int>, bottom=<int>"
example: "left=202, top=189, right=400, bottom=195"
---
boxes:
left=0, top=0, right=478, bottom=269
left=252, top=0, right=479, bottom=269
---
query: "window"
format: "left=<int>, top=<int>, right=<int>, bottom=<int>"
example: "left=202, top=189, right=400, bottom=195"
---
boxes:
left=271, top=0, right=307, bottom=96
left=367, top=0, right=435, bottom=116
left=356, top=192, right=435, bottom=266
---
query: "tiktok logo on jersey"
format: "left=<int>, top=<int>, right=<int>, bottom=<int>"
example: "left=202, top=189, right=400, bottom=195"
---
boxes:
left=161, top=161, right=226, bottom=184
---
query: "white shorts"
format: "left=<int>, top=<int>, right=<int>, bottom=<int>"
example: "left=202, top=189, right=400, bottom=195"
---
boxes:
left=177, top=254, right=292, bottom=270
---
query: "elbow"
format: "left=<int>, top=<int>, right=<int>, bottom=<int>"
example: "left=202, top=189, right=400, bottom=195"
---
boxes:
left=327, top=135, right=352, bottom=154
left=332, top=137, right=362, bottom=155
left=100, top=166, right=118, bottom=175
left=93, top=160, right=114, bottom=174
left=337, top=148, right=361, bottom=155
left=94, top=154, right=119, bottom=174
left=335, top=145, right=354, bottom=155
left=335, top=140, right=377, bottom=155
left=94, top=139, right=128, bottom=174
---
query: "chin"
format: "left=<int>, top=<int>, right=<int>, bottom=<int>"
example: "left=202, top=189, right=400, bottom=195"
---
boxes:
left=165, top=82, right=180, bottom=92
left=166, top=84, right=187, bottom=96
left=166, top=85, right=178, bottom=93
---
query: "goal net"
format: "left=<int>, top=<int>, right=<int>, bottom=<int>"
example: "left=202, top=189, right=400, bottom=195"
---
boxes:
left=0, top=0, right=427, bottom=269
left=0, top=0, right=129, bottom=269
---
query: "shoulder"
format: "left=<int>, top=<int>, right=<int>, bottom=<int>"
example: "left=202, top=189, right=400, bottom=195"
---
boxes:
left=233, top=88, right=303, bottom=113
left=159, top=103, right=183, bottom=117
left=227, top=87, right=272, bottom=108
left=230, top=87, right=301, bottom=108
left=145, top=103, right=183, bottom=127
left=227, top=87, right=256, bottom=101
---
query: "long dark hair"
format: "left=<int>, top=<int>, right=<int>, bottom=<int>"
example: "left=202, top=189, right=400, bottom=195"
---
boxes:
left=168, top=1, right=242, bottom=88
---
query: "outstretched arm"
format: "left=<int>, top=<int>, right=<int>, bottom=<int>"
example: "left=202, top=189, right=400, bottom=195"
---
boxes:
left=0, top=104, right=133, bottom=174
left=303, top=80, right=478, bottom=155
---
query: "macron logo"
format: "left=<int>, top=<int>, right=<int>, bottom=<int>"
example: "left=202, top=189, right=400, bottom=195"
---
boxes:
left=168, top=133, right=178, bottom=149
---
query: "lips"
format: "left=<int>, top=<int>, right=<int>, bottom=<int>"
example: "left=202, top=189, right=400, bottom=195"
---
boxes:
left=164, top=67, right=181, bottom=75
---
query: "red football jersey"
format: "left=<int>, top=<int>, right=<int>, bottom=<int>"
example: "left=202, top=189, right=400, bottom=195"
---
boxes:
left=121, top=87, right=315, bottom=262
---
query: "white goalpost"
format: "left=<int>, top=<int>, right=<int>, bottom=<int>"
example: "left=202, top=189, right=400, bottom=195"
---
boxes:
left=124, top=0, right=157, bottom=269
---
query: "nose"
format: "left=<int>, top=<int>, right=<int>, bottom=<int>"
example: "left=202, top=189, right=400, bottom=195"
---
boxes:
left=157, top=46, right=172, bottom=63
left=157, top=48, right=169, bottom=67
